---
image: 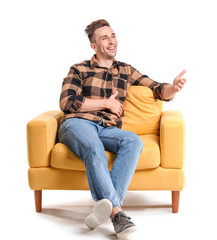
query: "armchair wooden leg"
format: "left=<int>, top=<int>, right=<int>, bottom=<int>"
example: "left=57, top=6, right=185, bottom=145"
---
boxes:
left=172, top=191, right=180, bottom=213
left=34, top=190, right=42, bottom=213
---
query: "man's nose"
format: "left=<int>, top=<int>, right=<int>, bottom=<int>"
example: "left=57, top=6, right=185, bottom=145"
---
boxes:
left=108, top=37, right=114, bottom=44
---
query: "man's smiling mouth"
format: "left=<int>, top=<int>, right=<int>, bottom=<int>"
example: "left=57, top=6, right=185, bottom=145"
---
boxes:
left=107, top=46, right=116, bottom=51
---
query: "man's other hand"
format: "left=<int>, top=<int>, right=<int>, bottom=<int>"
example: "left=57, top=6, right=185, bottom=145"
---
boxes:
left=172, top=70, right=187, bottom=92
left=107, top=91, right=124, bottom=117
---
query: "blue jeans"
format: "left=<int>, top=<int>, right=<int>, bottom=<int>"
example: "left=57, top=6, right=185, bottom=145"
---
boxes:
left=58, top=118, right=143, bottom=207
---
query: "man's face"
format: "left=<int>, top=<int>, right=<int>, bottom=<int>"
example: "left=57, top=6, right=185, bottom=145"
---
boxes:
left=91, top=26, right=118, bottom=60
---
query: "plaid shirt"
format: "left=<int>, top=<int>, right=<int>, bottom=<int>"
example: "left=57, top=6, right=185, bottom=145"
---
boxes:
left=60, top=55, right=171, bottom=128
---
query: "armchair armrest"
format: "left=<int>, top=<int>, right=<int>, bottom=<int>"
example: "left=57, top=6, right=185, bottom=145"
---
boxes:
left=27, top=111, right=63, bottom=167
left=160, top=111, right=185, bottom=169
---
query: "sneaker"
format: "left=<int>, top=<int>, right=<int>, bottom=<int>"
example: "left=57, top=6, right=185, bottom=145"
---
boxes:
left=112, top=211, right=137, bottom=238
left=85, top=199, right=113, bottom=230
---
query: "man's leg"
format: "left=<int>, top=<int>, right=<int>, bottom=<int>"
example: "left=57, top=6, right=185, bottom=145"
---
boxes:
left=58, top=118, right=142, bottom=237
left=58, top=118, right=121, bottom=207
left=99, top=126, right=143, bottom=206
left=99, top=126, right=143, bottom=238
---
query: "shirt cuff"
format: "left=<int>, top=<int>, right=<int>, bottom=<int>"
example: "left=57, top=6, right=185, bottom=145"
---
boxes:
left=153, top=83, right=174, bottom=102
left=69, top=95, right=86, bottom=112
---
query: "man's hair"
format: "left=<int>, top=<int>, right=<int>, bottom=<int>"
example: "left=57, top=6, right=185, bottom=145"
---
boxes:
left=85, top=19, right=110, bottom=43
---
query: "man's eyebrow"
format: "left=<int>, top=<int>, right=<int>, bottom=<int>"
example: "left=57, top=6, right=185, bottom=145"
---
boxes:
left=99, top=33, right=116, bottom=39
left=100, top=35, right=108, bottom=39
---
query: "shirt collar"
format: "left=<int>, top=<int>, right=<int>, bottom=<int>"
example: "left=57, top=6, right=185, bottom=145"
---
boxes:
left=90, top=54, right=119, bottom=70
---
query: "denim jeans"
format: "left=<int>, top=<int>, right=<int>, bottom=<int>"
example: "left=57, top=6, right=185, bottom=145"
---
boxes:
left=58, top=118, right=143, bottom=207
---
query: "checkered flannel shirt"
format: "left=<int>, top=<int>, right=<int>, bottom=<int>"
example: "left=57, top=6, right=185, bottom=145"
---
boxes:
left=60, top=55, right=171, bottom=128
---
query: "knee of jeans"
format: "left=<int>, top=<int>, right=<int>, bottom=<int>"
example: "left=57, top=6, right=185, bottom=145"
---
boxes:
left=126, top=132, right=143, bottom=152
left=135, top=135, right=143, bottom=152
left=83, top=145, right=106, bottom=165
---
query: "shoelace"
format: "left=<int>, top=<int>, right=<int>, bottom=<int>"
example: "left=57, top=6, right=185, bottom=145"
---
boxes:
left=114, top=212, right=131, bottom=222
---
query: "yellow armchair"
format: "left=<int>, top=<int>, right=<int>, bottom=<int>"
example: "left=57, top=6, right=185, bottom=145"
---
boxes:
left=27, top=86, right=185, bottom=213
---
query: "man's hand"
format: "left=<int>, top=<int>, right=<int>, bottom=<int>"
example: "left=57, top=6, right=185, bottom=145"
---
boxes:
left=78, top=91, right=123, bottom=115
left=107, top=91, right=124, bottom=117
left=163, top=70, right=187, bottom=100
left=172, top=70, right=187, bottom=93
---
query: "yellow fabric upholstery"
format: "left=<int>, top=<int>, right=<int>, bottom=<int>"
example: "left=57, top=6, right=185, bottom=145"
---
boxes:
left=51, top=143, right=116, bottom=171
left=122, top=86, right=163, bottom=135
left=27, top=86, right=185, bottom=197
left=160, top=111, right=185, bottom=169
left=28, top=167, right=184, bottom=191
left=51, top=134, right=160, bottom=171
left=27, top=111, right=62, bottom=167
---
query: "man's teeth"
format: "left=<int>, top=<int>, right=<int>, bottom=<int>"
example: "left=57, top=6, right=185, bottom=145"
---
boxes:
left=108, top=46, right=115, bottom=50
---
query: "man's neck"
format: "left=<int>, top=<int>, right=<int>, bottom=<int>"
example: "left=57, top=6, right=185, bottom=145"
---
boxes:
left=96, top=55, right=114, bottom=69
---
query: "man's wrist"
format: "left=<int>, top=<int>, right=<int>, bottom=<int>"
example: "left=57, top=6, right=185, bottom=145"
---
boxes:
left=163, top=84, right=176, bottom=99
left=170, top=84, right=178, bottom=94
left=103, top=99, right=110, bottom=110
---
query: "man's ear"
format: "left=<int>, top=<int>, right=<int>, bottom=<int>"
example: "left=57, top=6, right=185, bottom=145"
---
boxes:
left=90, top=43, right=97, bottom=52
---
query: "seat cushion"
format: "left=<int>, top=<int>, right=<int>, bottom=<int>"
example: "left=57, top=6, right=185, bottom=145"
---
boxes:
left=121, top=86, right=163, bottom=135
left=51, top=134, right=160, bottom=171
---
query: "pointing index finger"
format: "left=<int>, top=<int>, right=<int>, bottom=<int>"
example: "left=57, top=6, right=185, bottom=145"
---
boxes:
left=178, top=69, right=186, bottom=78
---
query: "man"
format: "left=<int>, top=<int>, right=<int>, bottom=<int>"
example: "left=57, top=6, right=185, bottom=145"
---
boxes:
left=58, top=19, right=186, bottom=238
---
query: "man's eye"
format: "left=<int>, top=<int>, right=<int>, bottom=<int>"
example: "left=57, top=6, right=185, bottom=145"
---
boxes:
left=102, top=37, right=107, bottom=40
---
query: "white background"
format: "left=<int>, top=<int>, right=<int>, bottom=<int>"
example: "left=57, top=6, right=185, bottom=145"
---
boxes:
left=1, top=0, right=217, bottom=239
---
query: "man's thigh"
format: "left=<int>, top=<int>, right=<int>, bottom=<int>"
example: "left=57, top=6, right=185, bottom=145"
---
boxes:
left=99, top=126, right=139, bottom=153
left=58, top=118, right=104, bottom=157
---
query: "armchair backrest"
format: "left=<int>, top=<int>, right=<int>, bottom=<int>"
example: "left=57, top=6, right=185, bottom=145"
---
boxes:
left=122, top=86, right=163, bottom=135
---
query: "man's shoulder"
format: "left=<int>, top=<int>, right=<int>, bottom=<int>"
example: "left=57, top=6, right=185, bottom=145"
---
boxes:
left=117, top=61, right=139, bottom=70
left=116, top=60, right=134, bottom=75
left=70, top=60, right=91, bottom=72
left=116, top=60, right=148, bottom=78
left=117, top=60, right=131, bottom=67
left=74, top=59, right=90, bottom=67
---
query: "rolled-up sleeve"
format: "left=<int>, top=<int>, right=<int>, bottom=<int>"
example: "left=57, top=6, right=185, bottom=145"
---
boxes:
left=130, top=66, right=173, bottom=101
left=59, top=66, right=86, bottom=113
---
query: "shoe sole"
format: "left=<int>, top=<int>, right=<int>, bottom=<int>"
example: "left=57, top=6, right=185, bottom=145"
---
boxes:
left=85, top=199, right=113, bottom=230
left=117, top=226, right=137, bottom=239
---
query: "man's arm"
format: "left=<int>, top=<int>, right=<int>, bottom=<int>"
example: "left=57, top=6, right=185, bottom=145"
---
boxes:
left=79, top=91, right=124, bottom=117
left=130, top=66, right=186, bottom=101
left=60, top=66, right=86, bottom=113
left=130, top=66, right=173, bottom=101
left=162, top=70, right=187, bottom=99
